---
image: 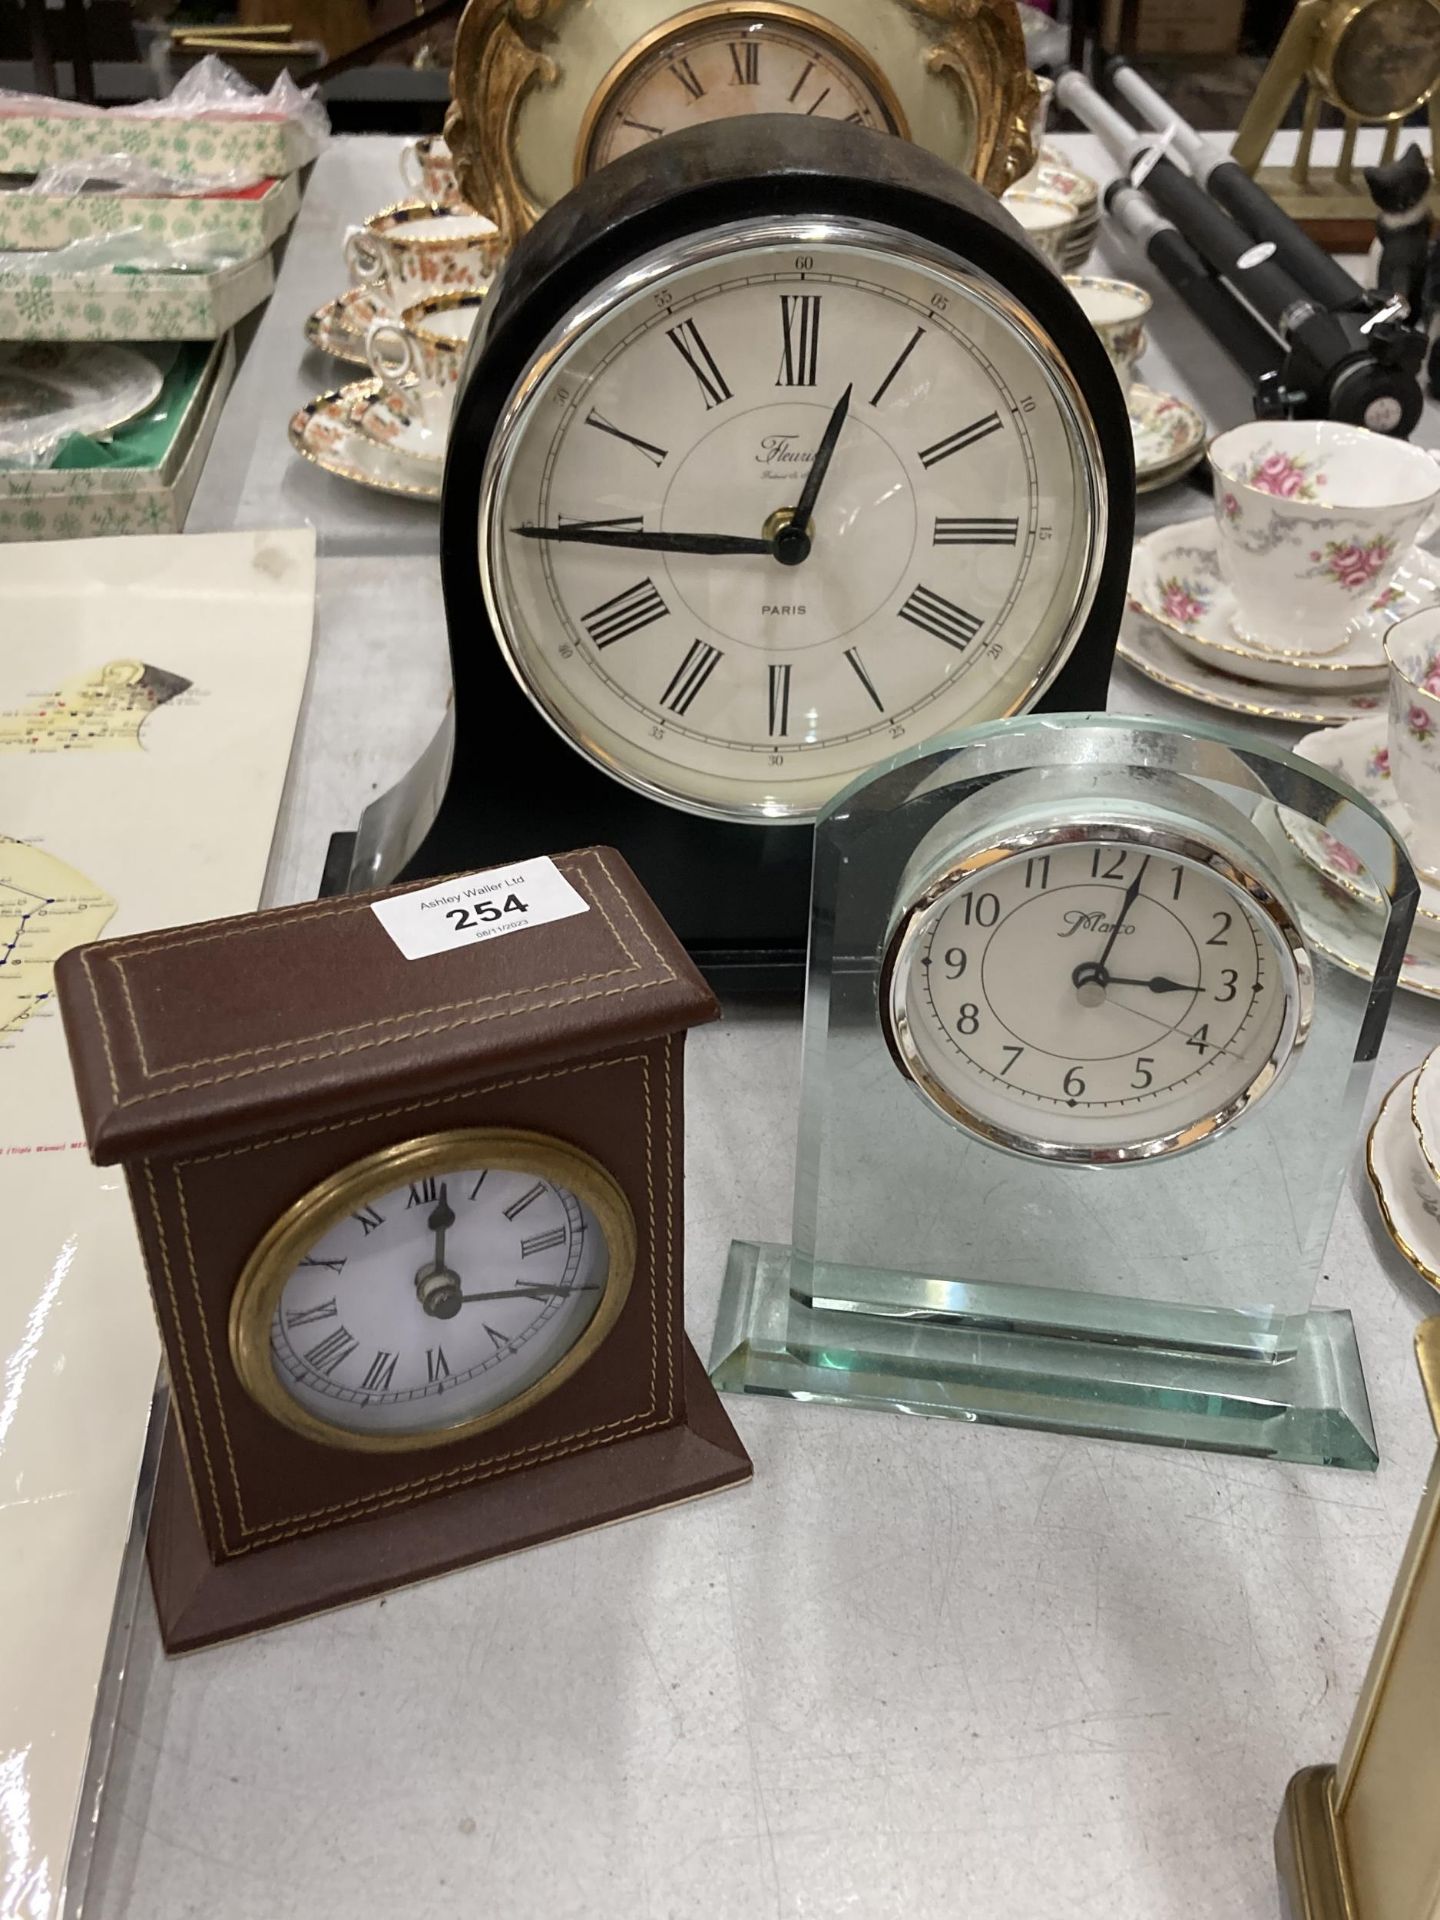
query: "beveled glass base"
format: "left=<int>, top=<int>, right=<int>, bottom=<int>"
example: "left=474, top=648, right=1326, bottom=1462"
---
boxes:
left=709, top=1242, right=1378, bottom=1470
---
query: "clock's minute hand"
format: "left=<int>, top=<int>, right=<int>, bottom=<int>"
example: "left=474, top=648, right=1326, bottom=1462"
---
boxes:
left=459, top=1285, right=602, bottom=1302
left=514, top=524, right=773, bottom=557
left=775, top=383, right=852, bottom=567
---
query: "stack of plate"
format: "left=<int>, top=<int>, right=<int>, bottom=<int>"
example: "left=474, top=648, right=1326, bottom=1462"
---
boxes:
left=1003, top=144, right=1099, bottom=274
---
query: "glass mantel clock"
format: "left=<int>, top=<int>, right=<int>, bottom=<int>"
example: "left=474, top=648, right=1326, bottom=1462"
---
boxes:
left=710, top=713, right=1417, bottom=1469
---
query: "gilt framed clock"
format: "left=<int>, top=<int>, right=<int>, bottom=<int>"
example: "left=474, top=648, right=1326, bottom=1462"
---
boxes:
left=57, top=846, right=751, bottom=1651
left=444, top=0, right=1040, bottom=241
left=372, top=115, right=1133, bottom=991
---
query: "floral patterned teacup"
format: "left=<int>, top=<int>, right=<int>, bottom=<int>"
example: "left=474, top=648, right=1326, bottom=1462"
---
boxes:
left=1210, top=420, right=1440, bottom=656
left=399, top=135, right=462, bottom=207
left=1384, top=607, right=1440, bottom=876
left=364, top=289, right=487, bottom=434
left=345, top=200, right=503, bottom=314
left=1004, top=190, right=1075, bottom=269
left=1064, top=275, right=1150, bottom=392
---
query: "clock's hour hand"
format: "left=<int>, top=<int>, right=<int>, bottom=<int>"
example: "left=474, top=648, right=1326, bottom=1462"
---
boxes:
left=1100, top=972, right=1199, bottom=995
left=514, top=524, right=773, bottom=557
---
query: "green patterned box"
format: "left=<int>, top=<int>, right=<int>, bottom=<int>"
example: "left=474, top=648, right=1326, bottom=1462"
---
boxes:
left=0, top=172, right=300, bottom=252
left=0, top=248, right=273, bottom=340
left=0, top=334, right=235, bottom=540
left=0, top=108, right=320, bottom=180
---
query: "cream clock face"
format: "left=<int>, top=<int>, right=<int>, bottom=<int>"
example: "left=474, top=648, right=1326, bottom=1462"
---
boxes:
left=581, top=10, right=901, bottom=173
left=481, top=220, right=1104, bottom=820
left=885, top=833, right=1310, bottom=1160
left=262, top=1164, right=611, bottom=1441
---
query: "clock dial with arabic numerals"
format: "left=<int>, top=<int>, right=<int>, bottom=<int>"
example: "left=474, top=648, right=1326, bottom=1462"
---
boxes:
left=480, top=221, right=1104, bottom=821
left=267, top=1163, right=612, bottom=1440
left=884, top=832, right=1310, bottom=1161
left=581, top=11, right=902, bottom=174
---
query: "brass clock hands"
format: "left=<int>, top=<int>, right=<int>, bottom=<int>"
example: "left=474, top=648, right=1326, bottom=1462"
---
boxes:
left=774, top=383, right=852, bottom=568
left=415, top=1184, right=462, bottom=1317
left=515, top=525, right=772, bottom=557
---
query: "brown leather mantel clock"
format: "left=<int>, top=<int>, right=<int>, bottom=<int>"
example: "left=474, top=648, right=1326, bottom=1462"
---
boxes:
left=56, top=846, right=750, bottom=1652
left=444, top=0, right=1039, bottom=242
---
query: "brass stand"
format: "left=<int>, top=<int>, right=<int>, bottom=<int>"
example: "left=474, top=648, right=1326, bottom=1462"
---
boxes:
left=1232, top=0, right=1440, bottom=249
left=1275, top=1319, right=1440, bottom=1919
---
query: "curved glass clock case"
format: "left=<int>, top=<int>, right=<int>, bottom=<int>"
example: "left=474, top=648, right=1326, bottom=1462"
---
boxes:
left=710, top=712, right=1418, bottom=1468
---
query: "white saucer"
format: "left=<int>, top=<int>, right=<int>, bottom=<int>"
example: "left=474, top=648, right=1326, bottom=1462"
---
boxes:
left=1411, top=1045, right=1440, bottom=1187
left=0, top=342, right=163, bottom=454
left=1128, top=519, right=1436, bottom=690
left=354, top=385, right=448, bottom=463
left=288, top=380, right=441, bottom=500
left=1366, top=1068, right=1440, bottom=1292
left=1289, top=715, right=1440, bottom=928
left=1118, top=603, right=1389, bottom=727
left=1130, top=385, right=1206, bottom=492
left=1253, top=800, right=1440, bottom=999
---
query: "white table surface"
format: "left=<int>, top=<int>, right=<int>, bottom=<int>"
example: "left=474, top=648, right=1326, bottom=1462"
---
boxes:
left=84, top=134, right=1440, bottom=1920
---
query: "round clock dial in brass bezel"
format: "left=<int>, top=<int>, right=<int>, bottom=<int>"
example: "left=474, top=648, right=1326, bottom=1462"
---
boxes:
left=879, top=818, right=1316, bottom=1165
left=228, top=1127, right=637, bottom=1454
left=574, top=2, right=910, bottom=178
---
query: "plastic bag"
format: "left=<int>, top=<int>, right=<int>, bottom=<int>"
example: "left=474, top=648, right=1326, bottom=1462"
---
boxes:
left=24, top=152, right=268, bottom=198
left=0, top=55, right=328, bottom=144
left=0, top=341, right=181, bottom=469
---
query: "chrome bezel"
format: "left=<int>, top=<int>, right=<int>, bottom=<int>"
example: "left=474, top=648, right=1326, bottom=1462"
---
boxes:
left=879, top=816, right=1315, bottom=1164
left=477, top=214, right=1110, bottom=824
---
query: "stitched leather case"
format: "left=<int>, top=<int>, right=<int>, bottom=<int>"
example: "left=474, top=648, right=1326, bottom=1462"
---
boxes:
left=55, top=849, right=747, bottom=1648
left=60, top=845, right=717, bottom=1162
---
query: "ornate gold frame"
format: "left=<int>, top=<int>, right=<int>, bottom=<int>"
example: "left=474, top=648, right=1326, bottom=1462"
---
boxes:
left=572, top=3, right=912, bottom=176
left=445, top=0, right=1038, bottom=245
left=228, top=1127, right=636, bottom=1455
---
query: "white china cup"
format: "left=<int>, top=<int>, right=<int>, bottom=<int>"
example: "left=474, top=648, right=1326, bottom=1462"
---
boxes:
left=1064, top=275, right=1150, bottom=391
left=345, top=200, right=502, bottom=313
left=1004, top=190, right=1074, bottom=268
left=1209, top=420, right=1440, bottom=656
left=364, top=289, right=485, bottom=435
left=1383, top=605, right=1440, bottom=877
left=399, top=134, right=461, bottom=207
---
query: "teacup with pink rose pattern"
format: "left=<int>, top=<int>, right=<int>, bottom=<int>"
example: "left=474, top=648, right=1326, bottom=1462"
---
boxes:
left=1384, top=606, right=1440, bottom=876
left=364, top=288, right=486, bottom=436
left=1210, top=420, right=1440, bottom=657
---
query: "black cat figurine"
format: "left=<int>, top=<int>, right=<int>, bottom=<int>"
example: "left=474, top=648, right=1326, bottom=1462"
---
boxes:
left=1365, top=142, right=1433, bottom=321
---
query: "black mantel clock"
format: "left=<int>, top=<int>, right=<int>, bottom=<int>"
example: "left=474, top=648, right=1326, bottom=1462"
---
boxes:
left=341, top=115, right=1135, bottom=990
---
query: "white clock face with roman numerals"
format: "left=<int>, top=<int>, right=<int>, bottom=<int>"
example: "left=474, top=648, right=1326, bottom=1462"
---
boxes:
left=266, top=1162, right=612, bottom=1440
left=884, top=830, right=1311, bottom=1161
left=582, top=13, right=901, bottom=174
left=480, top=220, right=1104, bottom=820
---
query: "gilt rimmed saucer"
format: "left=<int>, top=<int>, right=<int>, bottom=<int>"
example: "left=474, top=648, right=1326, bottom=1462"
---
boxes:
left=1411, top=1045, right=1440, bottom=1189
left=1253, top=800, right=1440, bottom=999
left=354, top=384, right=448, bottom=463
left=1128, top=519, right=1436, bottom=689
left=303, top=286, right=390, bottom=367
left=1289, top=715, right=1440, bottom=926
left=1130, top=386, right=1206, bottom=492
left=1366, top=1068, right=1440, bottom=1291
left=1117, top=609, right=1387, bottom=727
left=288, top=381, right=441, bottom=500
